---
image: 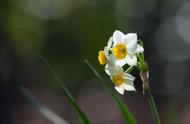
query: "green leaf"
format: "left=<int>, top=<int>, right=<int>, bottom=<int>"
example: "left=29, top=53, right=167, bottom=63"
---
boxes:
left=84, top=60, right=137, bottom=124
left=20, top=86, right=69, bottom=124
left=40, top=55, right=91, bottom=124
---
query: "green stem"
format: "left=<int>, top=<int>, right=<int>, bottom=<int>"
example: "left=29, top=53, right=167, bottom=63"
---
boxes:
left=138, top=39, right=160, bottom=123
left=169, top=103, right=178, bottom=124
left=125, top=66, right=134, bottom=73
left=146, top=87, right=161, bottom=124
left=140, top=71, right=161, bottom=124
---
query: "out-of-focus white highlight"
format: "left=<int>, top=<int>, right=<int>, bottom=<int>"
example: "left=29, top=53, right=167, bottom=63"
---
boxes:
left=155, top=18, right=190, bottom=62
left=176, top=2, right=190, bottom=44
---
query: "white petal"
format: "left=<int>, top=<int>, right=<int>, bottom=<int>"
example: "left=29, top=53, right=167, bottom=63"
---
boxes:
left=108, top=66, right=124, bottom=76
left=123, top=73, right=135, bottom=81
left=115, top=85, right=125, bottom=95
left=104, top=65, right=114, bottom=76
left=104, top=55, right=116, bottom=76
left=108, top=54, right=116, bottom=65
left=127, top=41, right=138, bottom=53
left=113, top=30, right=125, bottom=45
left=107, top=37, right=113, bottom=50
left=104, top=65, right=111, bottom=76
left=134, top=44, right=144, bottom=54
left=107, top=54, right=116, bottom=67
left=123, top=83, right=136, bottom=91
left=125, top=33, right=137, bottom=44
left=115, top=58, right=128, bottom=67
left=104, top=47, right=109, bottom=57
left=113, top=66, right=124, bottom=74
left=125, top=55, right=137, bottom=66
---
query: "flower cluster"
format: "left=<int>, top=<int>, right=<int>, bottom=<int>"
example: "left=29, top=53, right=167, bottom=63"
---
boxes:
left=98, top=30, right=144, bottom=95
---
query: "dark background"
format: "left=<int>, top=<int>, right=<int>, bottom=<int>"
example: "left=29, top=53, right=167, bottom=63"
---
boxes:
left=1, top=0, right=190, bottom=123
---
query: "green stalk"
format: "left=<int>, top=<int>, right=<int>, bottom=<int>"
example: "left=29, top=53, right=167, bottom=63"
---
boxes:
left=85, top=60, right=137, bottom=124
left=169, top=103, right=178, bottom=124
left=140, top=65, right=160, bottom=124
left=146, top=87, right=161, bottom=124
left=137, top=42, right=160, bottom=124
left=125, top=66, right=134, bottom=73
left=141, top=73, right=160, bottom=124
left=40, top=55, right=91, bottom=124
left=138, top=40, right=161, bottom=124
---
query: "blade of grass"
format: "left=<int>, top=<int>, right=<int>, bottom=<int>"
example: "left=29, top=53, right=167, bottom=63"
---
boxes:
left=40, top=55, right=91, bottom=124
left=84, top=60, right=137, bottom=124
left=20, top=86, right=69, bottom=124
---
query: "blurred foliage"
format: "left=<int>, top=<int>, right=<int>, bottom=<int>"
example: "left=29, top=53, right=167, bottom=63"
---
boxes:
left=0, top=0, right=117, bottom=92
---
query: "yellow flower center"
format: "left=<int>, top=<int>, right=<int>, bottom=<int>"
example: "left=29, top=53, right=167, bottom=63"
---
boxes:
left=112, top=74, right=125, bottom=86
left=112, top=44, right=127, bottom=59
left=98, top=51, right=106, bottom=65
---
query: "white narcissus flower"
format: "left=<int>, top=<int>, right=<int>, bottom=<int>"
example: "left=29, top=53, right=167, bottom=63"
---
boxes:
left=111, top=30, right=144, bottom=66
left=104, top=54, right=115, bottom=75
left=107, top=65, right=136, bottom=95
left=97, top=30, right=145, bottom=95
left=98, top=37, right=113, bottom=65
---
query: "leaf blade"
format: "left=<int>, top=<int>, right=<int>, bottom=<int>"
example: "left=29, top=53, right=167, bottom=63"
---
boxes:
left=40, top=55, right=91, bottom=124
left=20, top=86, right=69, bottom=124
left=84, top=59, right=137, bottom=124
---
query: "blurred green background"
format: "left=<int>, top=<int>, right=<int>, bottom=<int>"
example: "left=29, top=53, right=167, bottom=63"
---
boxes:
left=1, top=0, right=190, bottom=123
